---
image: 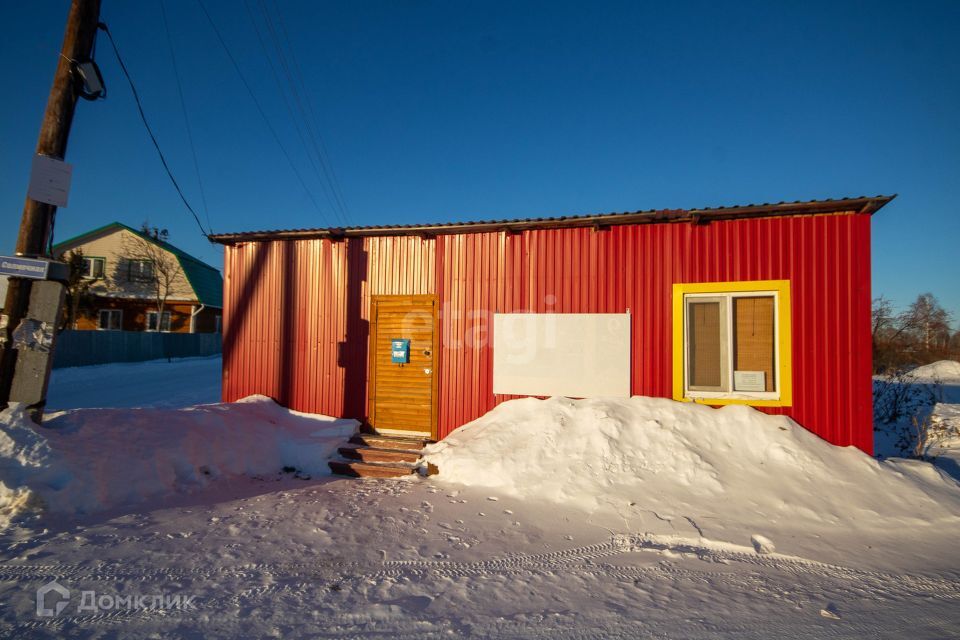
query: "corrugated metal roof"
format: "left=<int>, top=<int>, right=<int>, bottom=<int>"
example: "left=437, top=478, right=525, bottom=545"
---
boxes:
left=208, top=195, right=895, bottom=244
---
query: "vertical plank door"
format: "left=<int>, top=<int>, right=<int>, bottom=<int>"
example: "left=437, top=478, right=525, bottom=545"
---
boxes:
left=368, top=295, right=438, bottom=437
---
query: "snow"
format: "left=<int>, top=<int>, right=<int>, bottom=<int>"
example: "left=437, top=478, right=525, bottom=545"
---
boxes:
left=0, top=396, right=357, bottom=528
left=422, top=396, right=960, bottom=537
left=1, top=358, right=959, bottom=637
left=874, top=360, right=960, bottom=479
left=907, top=359, right=960, bottom=382
left=934, top=402, right=960, bottom=428
left=47, top=355, right=222, bottom=409
left=3, top=474, right=959, bottom=637
left=931, top=402, right=960, bottom=462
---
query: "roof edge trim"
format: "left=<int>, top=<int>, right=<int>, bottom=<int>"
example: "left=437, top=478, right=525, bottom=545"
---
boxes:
left=209, top=195, right=896, bottom=244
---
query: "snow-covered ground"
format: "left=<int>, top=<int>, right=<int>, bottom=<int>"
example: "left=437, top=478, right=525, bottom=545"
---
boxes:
left=874, top=360, right=960, bottom=479
left=910, top=360, right=960, bottom=382
left=422, top=396, right=960, bottom=568
left=0, top=397, right=358, bottom=527
left=47, top=355, right=222, bottom=410
left=0, top=358, right=958, bottom=638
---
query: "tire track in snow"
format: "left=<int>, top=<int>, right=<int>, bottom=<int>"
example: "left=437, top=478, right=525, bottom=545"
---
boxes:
left=4, top=531, right=959, bottom=636
left=2, top=533, right=958, bottom=599
left=13, top=608, right=158, bottom=632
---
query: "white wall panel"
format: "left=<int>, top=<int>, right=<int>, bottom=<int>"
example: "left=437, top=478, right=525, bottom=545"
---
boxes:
left=493, top=313, right=631, bottom=398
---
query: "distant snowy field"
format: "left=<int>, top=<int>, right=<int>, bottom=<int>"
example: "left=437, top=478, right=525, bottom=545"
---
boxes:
left=47, top=355, right=222, bottom=410
left=0, top=357, right=958, bottom=638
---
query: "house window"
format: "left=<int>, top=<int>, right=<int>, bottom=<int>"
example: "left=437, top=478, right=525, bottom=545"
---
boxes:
left=82, top=257, right=105, bottom=279
left=672, top=280, right=792, bottom=407
left=146, top=310, right=172, bottom=332
left=128, top=259, right=154, bottom=282
left=98, top=309, right=122, bottom=331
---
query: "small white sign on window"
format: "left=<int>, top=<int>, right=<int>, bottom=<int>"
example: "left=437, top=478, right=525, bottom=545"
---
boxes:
left=734, top=370, right=765, bottom=392
left=27, top=155, right=73, bottom=207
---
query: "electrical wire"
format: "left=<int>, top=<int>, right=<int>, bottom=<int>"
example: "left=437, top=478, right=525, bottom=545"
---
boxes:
left=196, top=0, right=335, bottom=228
left=99, top=22, right=211, bottom=240
left=259, top=0, right=351, bottom=226
left=258, top=0, right=347, bottom=226
left=241, top=0, right=341, bottom=226
left=269, top=0, right=351, bottom=225
left=159, top=0, right=213, bottom=235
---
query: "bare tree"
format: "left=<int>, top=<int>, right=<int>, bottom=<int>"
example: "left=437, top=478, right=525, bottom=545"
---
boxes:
left=122, top=224, right=184, bottom=332
left=873, top=293, right=957, bottom=373
left=873, top=296, right=912, bottom=373
left=61, top=248, right=93, bottom=330
left=872, top=296, right=896, bottom=357
left=872, top=295, right=895, bottom=339
left=902, top=293, right=952, bottom=352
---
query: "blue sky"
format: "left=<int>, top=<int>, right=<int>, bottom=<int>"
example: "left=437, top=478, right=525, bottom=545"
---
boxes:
left=2, top=1, right=958, bottom=318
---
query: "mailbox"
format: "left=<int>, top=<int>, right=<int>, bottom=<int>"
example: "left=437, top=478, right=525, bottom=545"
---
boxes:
left=391, top=339, right=410, bottom=364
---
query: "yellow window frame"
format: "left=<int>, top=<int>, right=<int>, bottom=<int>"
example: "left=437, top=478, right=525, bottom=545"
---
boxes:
left=672, top=280, right=792, bottom=407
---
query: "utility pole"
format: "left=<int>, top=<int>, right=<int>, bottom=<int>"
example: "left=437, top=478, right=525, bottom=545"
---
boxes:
left=0, top=0, right=102, bottom=413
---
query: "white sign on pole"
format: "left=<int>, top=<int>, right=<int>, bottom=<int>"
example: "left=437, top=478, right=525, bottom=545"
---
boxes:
left=27, top=155, right=73, bottom=207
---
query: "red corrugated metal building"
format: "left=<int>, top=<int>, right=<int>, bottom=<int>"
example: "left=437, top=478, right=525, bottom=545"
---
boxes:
left=210, top=195, right=893, bottom=454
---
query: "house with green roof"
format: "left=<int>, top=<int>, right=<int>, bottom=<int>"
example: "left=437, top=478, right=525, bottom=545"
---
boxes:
left=52, top=222, right=223, bottom=333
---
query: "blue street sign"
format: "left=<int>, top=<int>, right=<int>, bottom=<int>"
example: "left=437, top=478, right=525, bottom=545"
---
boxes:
left=0, top=256, right=50, bottom=280
left=391, top=339, right=410, bottom=364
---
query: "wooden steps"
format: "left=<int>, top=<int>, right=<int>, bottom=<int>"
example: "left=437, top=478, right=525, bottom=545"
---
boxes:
left=349, top=434, right=429, bottom=450
left=328, top=433, right=430, bottom=478
left=328, top=459, right=417, bottom=478
left=338, top=446, right=420, bottom=464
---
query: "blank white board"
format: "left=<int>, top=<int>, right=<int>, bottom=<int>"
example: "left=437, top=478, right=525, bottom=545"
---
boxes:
left=493, top=313, right=631, bottom=398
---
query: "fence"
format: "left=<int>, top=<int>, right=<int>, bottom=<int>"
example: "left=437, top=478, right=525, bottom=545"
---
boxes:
left=53, top=330, right=222, bottom=369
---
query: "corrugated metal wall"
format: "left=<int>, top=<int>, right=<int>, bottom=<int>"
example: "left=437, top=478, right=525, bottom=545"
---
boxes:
left=222, top=236, right=434, bottom=417
left=223, top=212, right=873, bottom=453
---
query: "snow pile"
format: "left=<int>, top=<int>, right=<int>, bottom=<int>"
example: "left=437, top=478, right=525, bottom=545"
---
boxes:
left=933, top=402, right=960, bottom=427
left=0, top=405, right=57, bottom=526
left=0, top=395, right=357, bottom=527
left=907, top=360, right=960, bottom=382
left=931, top=403, right=960, bottom=451
left=422, top=396, right=960, bottom=527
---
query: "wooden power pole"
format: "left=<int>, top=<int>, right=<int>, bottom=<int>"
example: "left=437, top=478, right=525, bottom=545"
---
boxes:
left=0, top=0, right=102, bottom=409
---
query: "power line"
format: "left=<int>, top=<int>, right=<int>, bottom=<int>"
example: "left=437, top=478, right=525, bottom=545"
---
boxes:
left=241, top=0, right=347, bottom=227
left=257, top=0, right=347, bottom=226
left=196, top=0, right=336, bottom=228
left=99, top=22, right=210, bottom=240
left=269, top=0, right=351, bottom=225
left=259, top=0, right=351, bottom=226
left=159, top=0, right=213, bottom=234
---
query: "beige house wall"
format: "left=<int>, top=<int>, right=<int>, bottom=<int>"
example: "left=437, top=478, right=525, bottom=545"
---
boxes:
left=58, top=228, right=196, bottom=301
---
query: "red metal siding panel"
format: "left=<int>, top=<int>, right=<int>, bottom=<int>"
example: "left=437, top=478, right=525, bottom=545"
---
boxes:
left=222, top=236, right=435, bottom=420
left=223, top=212, right=873, bottom=454
left=434, top=213, right=873, bottom=452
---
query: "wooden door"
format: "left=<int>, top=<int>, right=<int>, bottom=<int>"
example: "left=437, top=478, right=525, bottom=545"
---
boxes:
left=368, top=295, right=438, bottom=438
